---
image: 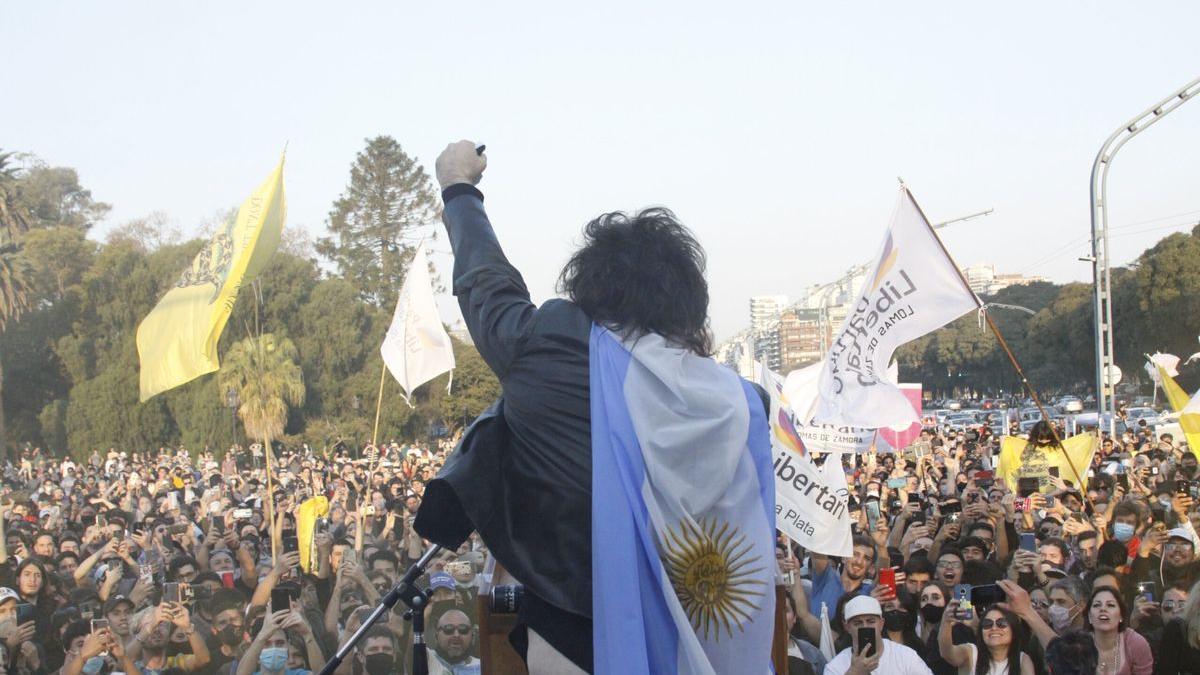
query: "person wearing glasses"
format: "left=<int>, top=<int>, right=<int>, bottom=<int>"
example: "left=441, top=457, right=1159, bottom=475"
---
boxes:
left=1155, top=579, right=1200, bottom=674
left=936, top=550, right=965, bottom=587
left=428, top=607, right=479, bottom=675
left=940, top=601, right=1034, bottom=675
left=1159, top=584, right=1189, bottom=624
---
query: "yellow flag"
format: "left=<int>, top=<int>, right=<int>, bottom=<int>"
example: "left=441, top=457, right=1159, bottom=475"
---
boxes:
left=1156, top=364, right=1200, bottom=458
left=137, top=159, right=286, bottom=401
left=295, top=495, right=330, bottom=573
left=998, top=434, right=1097, bottom=492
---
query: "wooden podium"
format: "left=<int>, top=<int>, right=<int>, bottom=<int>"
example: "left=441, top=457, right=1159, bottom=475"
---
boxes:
left=477, top=561, right=790, bottom=674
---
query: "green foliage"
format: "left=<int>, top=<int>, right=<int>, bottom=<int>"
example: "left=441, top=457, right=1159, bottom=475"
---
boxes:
left=315, top=136, right=442, bottom=308
left=21, top=227, right=96, bottom=302
left=219, top=334, right=306, bottom=443
left=16, top=162, right=110, bottom=231
left=0, top=147, right=499, bottom=456
left=439, top=338, right=502, bottom=432
left=898, top=243, right=1200, bottom=397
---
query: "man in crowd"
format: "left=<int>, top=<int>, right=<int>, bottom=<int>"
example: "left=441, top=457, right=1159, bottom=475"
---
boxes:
left=823, top=596, right=931, bottom=674
left=428, top=605, right=481, bottom=675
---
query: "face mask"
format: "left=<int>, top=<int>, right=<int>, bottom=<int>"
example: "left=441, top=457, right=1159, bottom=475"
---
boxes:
left=1113, top=522, right=1136, bottom=542
left=882, top=610, right=911, bottom=632
left=217, top=625, right=242, bottom=646
left=363, top=653, right=394, bottom=675
left=920, top=604, right=946, bottom=623
left=82, top=656, right=105, bottom=675
left=1047, top=604, right=1077, bottom=632
left=1183, top=465, right=1197, bottom=477
left=259, top=647, right=287, bottom=671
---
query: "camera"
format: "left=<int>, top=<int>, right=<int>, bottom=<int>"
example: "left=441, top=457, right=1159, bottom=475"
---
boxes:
left=490, top=585, right=524, bottom=614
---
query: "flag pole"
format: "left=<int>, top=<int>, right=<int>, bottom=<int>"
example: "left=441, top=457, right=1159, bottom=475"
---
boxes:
left=263, top=427, right=279, bottom=567
left=368, top=363, right=387, bottom=476
left=905, top=188, right=1094, bottom=498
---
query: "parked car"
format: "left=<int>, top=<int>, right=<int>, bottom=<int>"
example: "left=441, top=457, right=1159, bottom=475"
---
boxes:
left=1057, top=397, right=1083, bottom=414
left=1125, top=406, right=1160, bottom=423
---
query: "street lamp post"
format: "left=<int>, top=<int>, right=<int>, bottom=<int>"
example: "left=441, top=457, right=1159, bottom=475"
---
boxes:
left=225, top=387, right=239, bottom=456
left=1089, top=75, right=1200, bottom=435
left=351, top=395, right=361, bottom=459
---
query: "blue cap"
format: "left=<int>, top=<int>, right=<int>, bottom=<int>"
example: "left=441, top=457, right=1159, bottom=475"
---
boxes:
left=429, top=572, right=456, bottom=591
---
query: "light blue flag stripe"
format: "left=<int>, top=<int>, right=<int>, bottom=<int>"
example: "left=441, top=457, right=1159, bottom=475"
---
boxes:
left=592, top=326, right=778, bottom=674
left=741, top=380, right=777, bottom=539
left=591, top=326, right=679, bottom=674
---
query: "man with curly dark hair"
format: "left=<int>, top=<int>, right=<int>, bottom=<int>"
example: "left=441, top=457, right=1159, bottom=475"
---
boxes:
left=414, top=141, right=770, bottom=675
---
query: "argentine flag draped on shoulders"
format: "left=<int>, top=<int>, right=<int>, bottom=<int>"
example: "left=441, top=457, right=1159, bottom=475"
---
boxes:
left=591, top=325, right=776, bottom=675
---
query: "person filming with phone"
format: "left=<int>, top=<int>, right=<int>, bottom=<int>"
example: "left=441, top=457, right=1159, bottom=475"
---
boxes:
left=824, top=596, right=932, bottom=674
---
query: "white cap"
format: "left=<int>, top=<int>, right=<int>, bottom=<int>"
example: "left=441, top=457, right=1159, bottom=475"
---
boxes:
left=0, top=588, right=18, bottom=604
left=844, top=595, right=883, bottom=620
left=1167, top=527, right=1196, bottom=545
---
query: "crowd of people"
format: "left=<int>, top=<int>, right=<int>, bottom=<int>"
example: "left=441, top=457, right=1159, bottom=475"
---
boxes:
left=1, top=412, right=1198, bottom=675
left=782, top=419, right=1200, bottom=675
left=0, top=438, right=487, bottom=675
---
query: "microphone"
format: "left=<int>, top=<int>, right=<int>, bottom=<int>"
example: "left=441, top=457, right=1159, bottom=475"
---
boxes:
left=476, top=145, right=486, bottom=155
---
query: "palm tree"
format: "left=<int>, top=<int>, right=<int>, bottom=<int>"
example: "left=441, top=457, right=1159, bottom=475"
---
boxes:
left=218, top=333, right=306, bottom=444
left=0, top=150, right=32, bottom=459
left=0, top=151, right=30, bottom=246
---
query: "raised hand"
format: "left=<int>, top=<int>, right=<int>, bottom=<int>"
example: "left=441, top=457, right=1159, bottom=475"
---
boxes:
left=435, top=140, right=487, bottom=189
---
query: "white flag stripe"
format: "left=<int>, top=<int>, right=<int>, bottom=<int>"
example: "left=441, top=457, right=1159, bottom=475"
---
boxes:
left=380, top=246, right=456, bottom=403
left=812, top=188, right=978, bottom=429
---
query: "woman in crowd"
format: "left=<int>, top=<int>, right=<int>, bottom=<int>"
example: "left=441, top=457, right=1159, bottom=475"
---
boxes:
left=13, top=558, right=54, bottom=634
left=916, top=582, right=949, bottom=643
left=939, top=600, right=1034, bottom=675
left=1085, top=586, right=1153, bottom=675
left=1154, top=578, right=1200, bottom=674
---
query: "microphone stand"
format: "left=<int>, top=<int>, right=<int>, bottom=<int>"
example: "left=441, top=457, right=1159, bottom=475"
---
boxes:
left=317, top=544, right=443, bottom=675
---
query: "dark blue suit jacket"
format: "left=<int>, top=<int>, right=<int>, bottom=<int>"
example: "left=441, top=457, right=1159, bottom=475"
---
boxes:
left=414, top=185, right=594, bottom=671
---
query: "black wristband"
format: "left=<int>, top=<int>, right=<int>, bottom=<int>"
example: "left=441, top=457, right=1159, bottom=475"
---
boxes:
left=441, top=184, right=483, bottom=204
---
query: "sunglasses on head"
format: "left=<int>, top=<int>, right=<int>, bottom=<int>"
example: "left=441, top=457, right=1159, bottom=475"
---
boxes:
left=981, top=618, right=1010, bottom=629
left=438, top=624, right=471, bottom=636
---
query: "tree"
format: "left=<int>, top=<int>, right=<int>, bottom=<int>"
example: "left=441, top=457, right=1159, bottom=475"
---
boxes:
left=280, top=225, right=316, bottom=260
left=437, top=337, right=502, bottom=432
left=316, top=136, right=441, bottom=308
left=21, top=227, right=96, bottom=302
left=0, top=151, right=32, bottom=244
left=0, top=150, right=34, bottom=457
left=16, top=162, right=109, bottom=231
left=105, top=211, right=182, bottom=252
left=218, top=334, right=306, bottom=444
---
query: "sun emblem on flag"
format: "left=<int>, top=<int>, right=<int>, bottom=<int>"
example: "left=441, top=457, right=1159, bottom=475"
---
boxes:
left=661, top=517, right=766, bottom=641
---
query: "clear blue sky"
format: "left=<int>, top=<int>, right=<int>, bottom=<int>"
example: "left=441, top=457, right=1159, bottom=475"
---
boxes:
left=5, top=1, right=1200, bottom=340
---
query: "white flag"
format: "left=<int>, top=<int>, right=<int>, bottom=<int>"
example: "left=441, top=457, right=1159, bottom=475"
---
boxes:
left=1146, top=352, right=1181, bottom=382
left=380, top=246, right=455, bottom=405
left=758, top=363, right=854, bottom=557
left=780, top=363, right=875, bottom=455
left=813, top=188, right=978, bottom=429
